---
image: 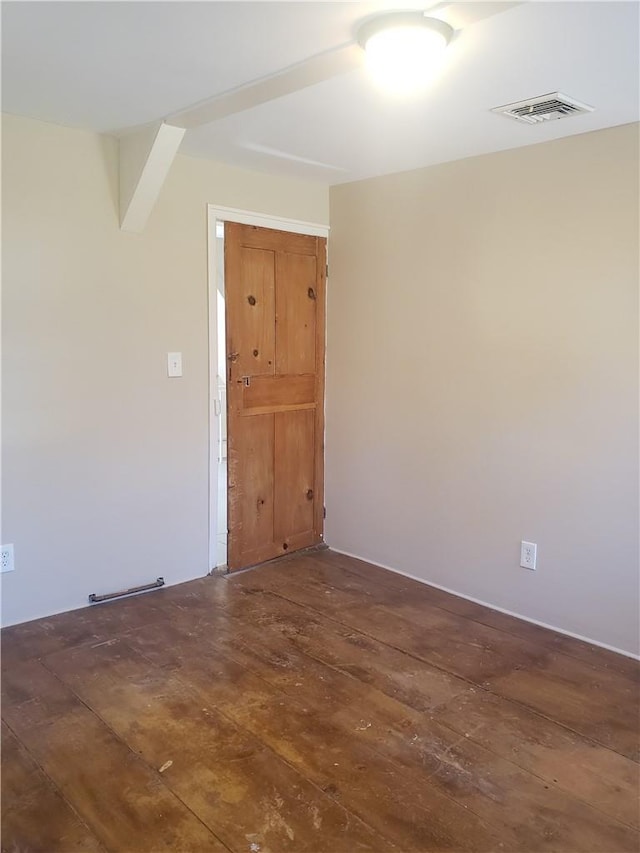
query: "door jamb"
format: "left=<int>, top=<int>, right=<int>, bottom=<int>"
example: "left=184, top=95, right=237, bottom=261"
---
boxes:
left=207, top=204, right=329, bottom=572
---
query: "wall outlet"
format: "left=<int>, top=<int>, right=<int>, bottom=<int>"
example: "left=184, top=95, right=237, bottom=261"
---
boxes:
left=1, top=544, right=15, bottom=573
left=520, top=541, right=537, bottom=571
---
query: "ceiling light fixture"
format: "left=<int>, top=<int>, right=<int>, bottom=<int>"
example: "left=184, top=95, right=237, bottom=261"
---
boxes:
left=358, top=12, right=454, bottom=95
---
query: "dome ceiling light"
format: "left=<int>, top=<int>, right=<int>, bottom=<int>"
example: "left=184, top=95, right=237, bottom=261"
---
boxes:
left=357, top=12, right=455, bottom=94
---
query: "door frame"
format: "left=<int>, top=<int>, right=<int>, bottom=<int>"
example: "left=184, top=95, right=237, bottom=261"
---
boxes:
left=207, top=204, right=329, bottom=571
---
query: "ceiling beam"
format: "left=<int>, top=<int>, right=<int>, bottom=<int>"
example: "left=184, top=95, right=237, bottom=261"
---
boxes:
left=168, top=43, right=363, bottom=130
left=119, top=121, right=185, bottom=233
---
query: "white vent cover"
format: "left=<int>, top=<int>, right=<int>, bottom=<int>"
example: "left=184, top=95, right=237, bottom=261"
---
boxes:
left=492, top=92, right=594, bottom=124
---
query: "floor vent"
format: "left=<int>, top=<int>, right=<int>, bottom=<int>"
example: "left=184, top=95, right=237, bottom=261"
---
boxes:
left=492, top=92, right=594, bottom=124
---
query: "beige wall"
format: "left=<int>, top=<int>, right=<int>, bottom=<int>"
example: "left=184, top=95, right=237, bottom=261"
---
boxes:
left=3, top=113, right=638, bottom=655
left=1, top=113, right=329, bottom=626
left=326, top=123, right=639, bottom=656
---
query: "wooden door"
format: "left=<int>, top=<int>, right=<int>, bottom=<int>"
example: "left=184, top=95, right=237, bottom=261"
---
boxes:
left=225, top=222, right=326, bottom=571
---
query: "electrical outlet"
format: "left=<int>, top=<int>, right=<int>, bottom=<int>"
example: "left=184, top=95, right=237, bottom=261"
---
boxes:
left=520, top=541, right=537, bottom=571
left=1, top=544, right=15, bottom=573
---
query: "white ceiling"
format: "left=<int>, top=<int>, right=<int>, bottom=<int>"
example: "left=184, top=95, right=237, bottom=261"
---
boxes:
left=2, top=1, right=638, bottom=184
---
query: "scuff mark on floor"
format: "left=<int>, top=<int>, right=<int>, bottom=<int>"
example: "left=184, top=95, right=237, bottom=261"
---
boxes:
left=259, top=793, right=296, bottom=842
left=245, top=832, right=263, bottom=852
left=309, top=804, right=322, bottom=830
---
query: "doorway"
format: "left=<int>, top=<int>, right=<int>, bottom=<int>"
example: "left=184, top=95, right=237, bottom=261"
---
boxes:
left=214, top=221, right=228, bottom=568
left=208, top=206, right=329, bottom=573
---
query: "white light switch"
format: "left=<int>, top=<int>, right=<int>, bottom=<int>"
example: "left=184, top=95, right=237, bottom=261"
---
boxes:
left=167, top=352, right=182, bottom=377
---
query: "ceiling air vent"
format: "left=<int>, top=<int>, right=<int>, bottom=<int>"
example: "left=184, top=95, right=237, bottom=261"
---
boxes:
left=492, top=92, right=594, bottom=125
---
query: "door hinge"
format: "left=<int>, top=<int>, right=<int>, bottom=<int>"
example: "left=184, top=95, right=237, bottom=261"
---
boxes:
left=323, top=506, right=326, bottom=519
left=326, top=263, right=329, bottom=278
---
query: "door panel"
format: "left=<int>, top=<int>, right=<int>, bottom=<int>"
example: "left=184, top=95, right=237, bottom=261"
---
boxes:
left=274, top=409, right=315, bottom=543
left=241, top=375, right=315, bottom=415
left=230, top=415, right=274, bottom=564
left=225, top=222, right=326, bottom=571
left=275, top=252, right=317, bottom=375
left=226, top=246, right=275, bottom=379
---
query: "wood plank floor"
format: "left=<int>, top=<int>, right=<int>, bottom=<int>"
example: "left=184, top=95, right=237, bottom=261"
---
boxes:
left=2, top=549, right=639, bottom=852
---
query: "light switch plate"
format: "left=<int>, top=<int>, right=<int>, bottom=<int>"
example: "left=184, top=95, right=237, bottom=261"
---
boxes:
left=167, top=352, right=182, bottom=378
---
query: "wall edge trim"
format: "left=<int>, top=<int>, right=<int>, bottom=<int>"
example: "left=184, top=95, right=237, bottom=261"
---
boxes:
left=207, top=204, right=329, bottom=238
left=329, top=547, right=640, bottom=661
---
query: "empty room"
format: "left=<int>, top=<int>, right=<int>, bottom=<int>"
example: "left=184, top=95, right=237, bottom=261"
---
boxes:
left=1, top=1, right=639, bottom=851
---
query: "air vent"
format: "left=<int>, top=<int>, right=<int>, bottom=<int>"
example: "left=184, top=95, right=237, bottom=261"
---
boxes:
left=492, top=92, right=594, bottom=124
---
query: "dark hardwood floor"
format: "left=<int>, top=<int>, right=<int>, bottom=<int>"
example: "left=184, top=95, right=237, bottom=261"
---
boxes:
left=2, top=549, right=639, bottom=852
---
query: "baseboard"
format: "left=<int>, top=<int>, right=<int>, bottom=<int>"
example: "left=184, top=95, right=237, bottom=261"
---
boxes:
left=329, top=547, right=640, bottom=662
left=0, top=571, right=210, bottom=629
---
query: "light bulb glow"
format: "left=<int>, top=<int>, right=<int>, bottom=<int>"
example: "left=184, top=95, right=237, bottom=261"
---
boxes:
left=360, top=15, right=453, bottom=95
